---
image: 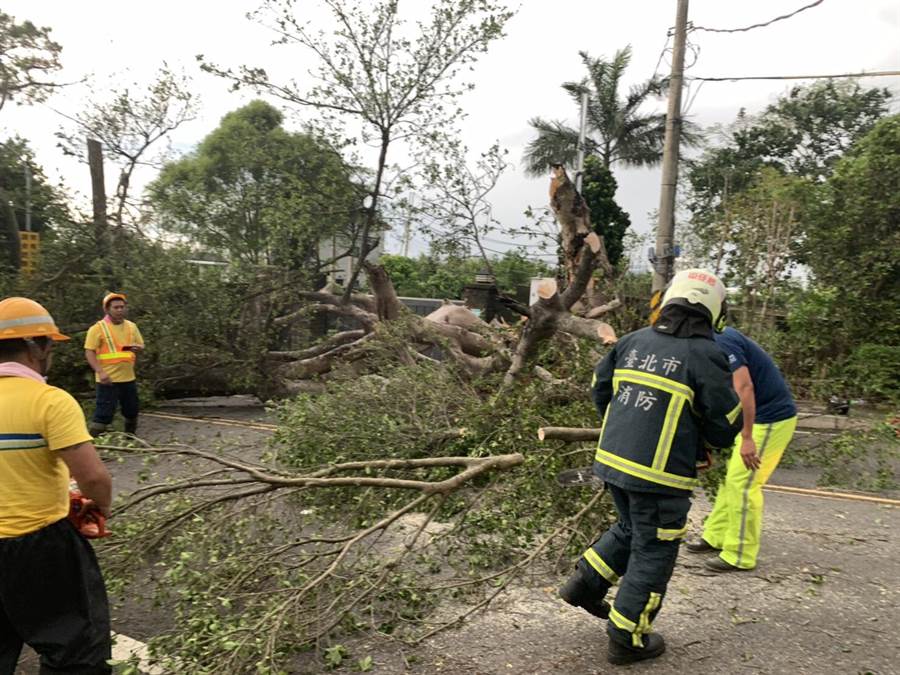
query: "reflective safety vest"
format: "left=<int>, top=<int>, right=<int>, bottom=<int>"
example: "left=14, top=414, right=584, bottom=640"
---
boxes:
left=95, top=320, right=136, bottom=365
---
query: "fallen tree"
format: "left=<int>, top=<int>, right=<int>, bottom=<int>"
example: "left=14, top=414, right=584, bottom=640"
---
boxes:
left=96, top=151, right=628, bottom=674
left=262, top=166, right=619, bottom=398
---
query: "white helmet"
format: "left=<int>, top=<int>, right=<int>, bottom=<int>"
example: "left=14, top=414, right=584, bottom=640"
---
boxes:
left=661, top=269, right=727, bottom=331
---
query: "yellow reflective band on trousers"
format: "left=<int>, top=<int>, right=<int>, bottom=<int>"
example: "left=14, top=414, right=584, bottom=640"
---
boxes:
left=595, top=448, right=700, bottom=491
left=583, top=548, right=619, bottom=584
left=610, top=608, right=636, bottom=635
left=635, top=592, right=662, bottom=647
left=611, top=593, right=663, bottom=648
left=657, top=525, right=688, bottom=541
left=702, top=417, right=796, bottom=569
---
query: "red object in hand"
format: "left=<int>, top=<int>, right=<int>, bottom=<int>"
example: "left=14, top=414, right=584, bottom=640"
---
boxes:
left=68, top=491, right=110, bottom=538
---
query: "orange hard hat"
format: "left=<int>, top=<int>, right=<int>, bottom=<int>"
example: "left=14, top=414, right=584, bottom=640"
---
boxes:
left=0, top=297, right=69, bottom=341
left=102, top=292, right=127, bottom=309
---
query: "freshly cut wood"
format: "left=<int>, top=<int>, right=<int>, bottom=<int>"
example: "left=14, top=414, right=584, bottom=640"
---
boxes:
left=549, top=165, right=591, bottom=286
left=419, top=320, right=493, bottom=356
left=425, top=304, right=487, bottom=331
left=537, top=426, right=601, bottom=442
left=503, top=280, right=565, bottom=386
left=363, top=261, right=404, bottom=320
left=585, top=298, right=622, bottom=319
left=556, top=313, right=617, bottom=345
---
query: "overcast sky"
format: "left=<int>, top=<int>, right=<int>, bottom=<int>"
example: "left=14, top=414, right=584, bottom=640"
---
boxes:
left=4, top=0, right=899, bottom=266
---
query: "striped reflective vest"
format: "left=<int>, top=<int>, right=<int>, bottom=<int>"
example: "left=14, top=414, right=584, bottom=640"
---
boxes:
left=95, top=320, right=136, bottom=365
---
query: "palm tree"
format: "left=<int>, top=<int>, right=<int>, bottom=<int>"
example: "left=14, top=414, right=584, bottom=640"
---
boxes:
left=524, top=46, right=689, bottom=176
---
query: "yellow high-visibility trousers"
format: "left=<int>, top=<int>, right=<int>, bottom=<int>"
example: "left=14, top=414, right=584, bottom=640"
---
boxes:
left=701, top=416, right=797, bottom=569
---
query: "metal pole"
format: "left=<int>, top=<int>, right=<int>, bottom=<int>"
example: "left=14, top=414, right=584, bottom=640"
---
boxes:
left=23, top=164, right=31, bottom=232
left=574, top=90, right=589, bottom=193
left=651, top=0, right=689, bottom=292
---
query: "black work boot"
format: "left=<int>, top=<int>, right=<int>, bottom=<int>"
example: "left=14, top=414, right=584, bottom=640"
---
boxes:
left=684, top=538, right=720, bottom=554
left=558, top=567, right=610, bottom=620
left=124, top=417, right=138, bottom=435
left=607, top=633, right=666, bottom=665
left=88, top=422, right=108, bottom=437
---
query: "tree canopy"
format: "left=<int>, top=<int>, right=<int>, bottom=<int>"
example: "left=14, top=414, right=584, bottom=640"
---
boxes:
left=0, top=11, right=63, bottom=112
left=149, top=100, right=363, bottom=271
left=803, top=113, right=900, bottom=347
left=580, top=156, right=630, bottom=267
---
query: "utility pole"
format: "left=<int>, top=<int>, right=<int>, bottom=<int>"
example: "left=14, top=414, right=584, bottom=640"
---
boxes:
left=574, top=90, right=589, bottom=193
left=651, top=0, right=689, bottom=292
left=23, top=164, right=31, bottom=232
left=401, top=217, right=411, bottom=257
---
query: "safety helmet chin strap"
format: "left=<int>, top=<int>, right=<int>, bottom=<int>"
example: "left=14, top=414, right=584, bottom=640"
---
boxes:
left=714, top=298, right=728, bottom=333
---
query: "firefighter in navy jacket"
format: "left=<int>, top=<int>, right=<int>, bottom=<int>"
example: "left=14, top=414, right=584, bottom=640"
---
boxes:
left=560, top=269, right=742, bottom=666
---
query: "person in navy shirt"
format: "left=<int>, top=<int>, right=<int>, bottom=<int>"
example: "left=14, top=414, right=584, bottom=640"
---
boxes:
left=686, top=326, right=798, bottom=571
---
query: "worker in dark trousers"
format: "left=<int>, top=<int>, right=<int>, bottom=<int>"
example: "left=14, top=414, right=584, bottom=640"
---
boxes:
left=0, top=297, right=113, bottom=674
left=559, top=270, right=742, bottom=665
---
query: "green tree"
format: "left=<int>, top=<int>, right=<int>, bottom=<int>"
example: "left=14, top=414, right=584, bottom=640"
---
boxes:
left=0, top=138, right=68, bottom=274
left=580, top=155, right=629, bottom=266
left=802, top=114, right=900, bottom=348
left=56, top=66, right=197, bottom=229
left=685, top=81, right=891, bottom=233
left=684, top=80, right=891, bottom=285
left=523, top=46, right=686, bottom=175
left=203, top=0, right=513, bottom=300
left=0, top=11, right=63, bottom=112
left=149, top=100, right=363, bottom=272
left=381, top=250, right=549, bottom=299
left=734, top=80, right=891, bottom=180
left=716, top=168, right=815, bottom=331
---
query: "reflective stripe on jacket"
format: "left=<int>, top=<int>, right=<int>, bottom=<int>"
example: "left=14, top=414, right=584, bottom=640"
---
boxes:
left=95, top=320, right=135, bottom=364
left=591, top=326, right=742, bottom=496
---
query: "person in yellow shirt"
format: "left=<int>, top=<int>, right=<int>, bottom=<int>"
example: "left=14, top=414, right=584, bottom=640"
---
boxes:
left=0, top=296, right=113, bottom=674
left=84, top=292, right=145, bottom=436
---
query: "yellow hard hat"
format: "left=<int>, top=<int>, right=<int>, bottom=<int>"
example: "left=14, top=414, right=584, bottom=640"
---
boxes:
left=661, top=269, right=727, bottom=330
left=102, top=292, right=127, bottom=309
left=0, top=297, right=69, bottom=341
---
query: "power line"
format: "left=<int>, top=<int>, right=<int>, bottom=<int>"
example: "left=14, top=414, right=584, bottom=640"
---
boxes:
left=690, top=0, right=825, bottom=34
left=689, top=69, right=900, bottom=83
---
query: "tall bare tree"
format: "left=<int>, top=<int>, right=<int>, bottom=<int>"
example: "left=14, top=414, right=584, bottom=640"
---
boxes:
left=202, top=0, right=513, bottom=302
left=57, top=66, right=197, bottom=230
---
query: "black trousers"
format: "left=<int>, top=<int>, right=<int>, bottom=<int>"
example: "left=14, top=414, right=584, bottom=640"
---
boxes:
left=577, top=483, right=691, bottom=648
left=91, top=381, right=139, bottom=426
left=0, top=519, right=111, bottom=675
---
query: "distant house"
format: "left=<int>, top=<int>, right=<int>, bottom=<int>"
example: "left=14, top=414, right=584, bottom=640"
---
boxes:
left=318, top=232, right=385, bottom=289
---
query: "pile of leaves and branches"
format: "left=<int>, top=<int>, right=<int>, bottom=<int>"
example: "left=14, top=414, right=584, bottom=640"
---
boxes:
left=96, top=325, right=616, bottom=673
